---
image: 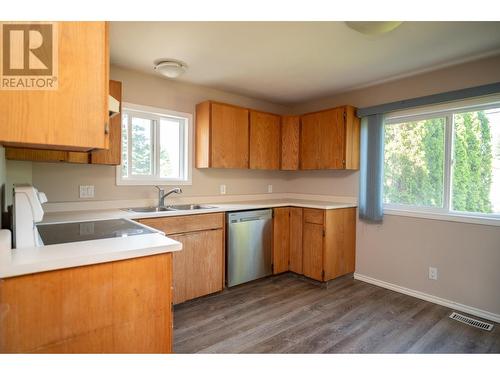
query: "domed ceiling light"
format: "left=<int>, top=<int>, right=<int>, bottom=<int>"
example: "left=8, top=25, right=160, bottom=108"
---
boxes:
left=154, top=59, right=188, bottom=78
left=345, top=21, right=403, bottom=35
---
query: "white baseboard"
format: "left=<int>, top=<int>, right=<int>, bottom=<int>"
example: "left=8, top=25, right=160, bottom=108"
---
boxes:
left=354, top=273, right=500, bottom=323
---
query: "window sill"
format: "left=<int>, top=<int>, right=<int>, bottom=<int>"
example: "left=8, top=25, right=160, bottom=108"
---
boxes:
left=384, top=208, right=500, bottom=227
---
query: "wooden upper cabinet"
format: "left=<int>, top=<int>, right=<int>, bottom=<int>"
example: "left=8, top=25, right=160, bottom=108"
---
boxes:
left=280, top=116, right=300, bottom=170
left=300, top=107, right=345, bottom=169
left=0, top=22, right=109, bottom=151
left=4, top=80, right=122, bottom=165
left=196, top=101, right=249, bottom=169
left=300, top=106, right=360, bottom=170
left=249, top=111, right=281, bottom=170
left=91, top=80, right=122, bottom=165
left=195, top=100, right=359, bottom=171
left=344, top=106, right=361, bottom=170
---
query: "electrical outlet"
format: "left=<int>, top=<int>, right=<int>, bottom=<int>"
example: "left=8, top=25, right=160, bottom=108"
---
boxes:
left=220, top=184, right=226, bottom=195
left=79, top=185, right=95, bottom=199
left=267, top=184, right=273, bottom=193
left=429, top=267, right=438, bottom=280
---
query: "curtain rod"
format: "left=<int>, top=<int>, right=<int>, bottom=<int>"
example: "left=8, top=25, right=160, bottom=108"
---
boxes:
left=356, top=81, right=500, bottom=118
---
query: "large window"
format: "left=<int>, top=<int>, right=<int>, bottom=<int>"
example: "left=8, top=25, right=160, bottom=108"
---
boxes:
left=384, top=100, right=500, bottom=220
left=117, top=103, right=192, bottom=185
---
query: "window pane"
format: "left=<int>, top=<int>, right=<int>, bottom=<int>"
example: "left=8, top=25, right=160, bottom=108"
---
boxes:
left=384, top=118, right=445, bottom=207
left=159, top=118, right=182, bottom=178
left=131, top=117, right=153, bottom=175
left=121, top=113, right=129, bottom=178
left=452, top=108, right=500, bottom=214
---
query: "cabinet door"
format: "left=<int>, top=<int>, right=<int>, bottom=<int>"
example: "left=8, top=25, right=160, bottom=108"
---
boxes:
left=302, top=223, right=324, bottom=281
left=281, top=116, right=300, bottom=170
left=0, top=22, right=109, bottom=151
left=324, top=208, right=356, bottom=281
left=249, top=111, right=281, bottom=170
left=170, top=229, right=224, bottom=304
left=344, top=106, right=361, bottom=170
left=169, top=234, right=188, bottom=304
left=289, top=207, right=303, bottom=274
left=211, top=102, right=249, bottom=168
left=91, top=80, right=122, bottom=165
left=300, top=108, right=345, bottom=169
left=272, top=207, right=290, bottom=274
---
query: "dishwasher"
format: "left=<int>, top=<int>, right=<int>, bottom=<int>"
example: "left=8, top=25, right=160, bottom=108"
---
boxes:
left=227, top=209, right=273, bottom=287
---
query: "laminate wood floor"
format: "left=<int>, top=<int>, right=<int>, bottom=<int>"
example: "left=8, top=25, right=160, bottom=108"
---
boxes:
left=173, top=273, right=500, bottom=353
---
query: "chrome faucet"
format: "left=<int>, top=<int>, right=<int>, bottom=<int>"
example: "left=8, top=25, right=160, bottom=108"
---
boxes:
left=155, top=186, right=182, bottom=207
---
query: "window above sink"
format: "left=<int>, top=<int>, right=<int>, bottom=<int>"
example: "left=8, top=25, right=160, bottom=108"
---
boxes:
left=116, top=103, right=193, bottom=186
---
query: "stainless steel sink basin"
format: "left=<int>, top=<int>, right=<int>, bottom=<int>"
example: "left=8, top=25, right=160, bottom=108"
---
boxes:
left=123, top=206, right=176, bottom=213
left=123, top=204, right=215, bottom=213
left=168, top=204, right=215, bottom=210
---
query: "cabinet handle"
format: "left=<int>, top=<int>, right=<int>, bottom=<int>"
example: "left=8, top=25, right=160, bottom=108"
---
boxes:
left=104, top=122, right=110, bottom=134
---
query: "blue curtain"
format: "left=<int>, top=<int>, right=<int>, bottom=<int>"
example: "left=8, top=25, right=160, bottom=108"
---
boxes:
left=359, top=113, right=385, bottom=222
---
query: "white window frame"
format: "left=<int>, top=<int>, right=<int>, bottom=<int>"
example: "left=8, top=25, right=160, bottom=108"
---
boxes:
left=116, top=102, right=193, bottom=186
left=383, top=95, right=500, bottom=226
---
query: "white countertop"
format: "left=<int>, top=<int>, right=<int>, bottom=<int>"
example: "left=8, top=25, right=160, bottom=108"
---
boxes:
left=0, top=233, right=182, bottom=279
left=1, top=197, right=354, bottom=279
left=41, top=198, right=357, bottom=224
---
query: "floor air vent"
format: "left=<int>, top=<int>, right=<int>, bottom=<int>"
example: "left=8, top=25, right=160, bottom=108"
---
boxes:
left=449, top=312, right=494, bottom=331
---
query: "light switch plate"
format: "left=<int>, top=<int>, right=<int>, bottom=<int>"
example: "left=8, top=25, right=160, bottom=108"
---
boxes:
left=267, top=184, right=273, bottom=193
left=220, top=185, right=226, bottom=195
left=79, top=185, right=95, bottom=199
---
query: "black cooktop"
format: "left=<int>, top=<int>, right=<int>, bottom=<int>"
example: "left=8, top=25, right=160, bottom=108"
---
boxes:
left=36, top=218, right=156, bottom=245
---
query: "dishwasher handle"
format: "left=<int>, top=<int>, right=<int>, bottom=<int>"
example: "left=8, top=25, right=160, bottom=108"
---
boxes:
left=233, top=216, right=268, bottom=223
left=227, top=209, right=273, bottom=224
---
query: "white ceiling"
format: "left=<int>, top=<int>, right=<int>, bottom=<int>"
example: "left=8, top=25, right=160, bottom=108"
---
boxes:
left=110, top=22, right=500, bottom=105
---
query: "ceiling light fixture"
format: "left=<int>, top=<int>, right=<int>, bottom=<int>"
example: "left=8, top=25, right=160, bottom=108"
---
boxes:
left=153, top=59, right=187, bottom=78
left=345, top=21, right=403, bottom=36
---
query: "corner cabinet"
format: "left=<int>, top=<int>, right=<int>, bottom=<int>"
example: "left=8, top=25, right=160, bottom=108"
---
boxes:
left=272, top=206, right=356, bottom=282
left=196, top=101, right=249, bottom=169
left=300, top=106, right=360, bottom=170
left=0, top=22, right=110, bottom=151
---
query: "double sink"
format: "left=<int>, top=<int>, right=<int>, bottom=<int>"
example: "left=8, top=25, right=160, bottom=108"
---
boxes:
left=124, top=204, right=215, bottom=213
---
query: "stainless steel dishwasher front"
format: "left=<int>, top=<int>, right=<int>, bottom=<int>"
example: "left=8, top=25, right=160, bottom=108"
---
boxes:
left=226, top=209, right=273, bottom=287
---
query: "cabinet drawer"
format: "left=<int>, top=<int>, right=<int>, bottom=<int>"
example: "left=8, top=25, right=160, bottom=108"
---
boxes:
left=137, top=213, right=224, bottom=235
left=303, top=208, right=325, bottom=225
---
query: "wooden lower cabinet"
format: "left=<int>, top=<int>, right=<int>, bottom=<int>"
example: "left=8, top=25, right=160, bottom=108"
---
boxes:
left=170, top=229, right=224, bottom=304
left=289, top=207, right=303, bottom=274
left=137, top=213, right=225, bottom=305
left=302, top=222, right=324, bottom=280
left=272, top=207, right=290, bottom=274
left=272, top=206, right=356, bottom=282
left=0, top=253, right=173, bottom=353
